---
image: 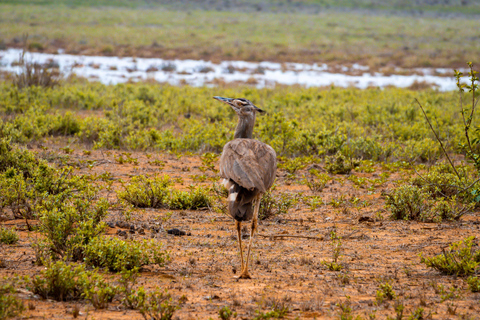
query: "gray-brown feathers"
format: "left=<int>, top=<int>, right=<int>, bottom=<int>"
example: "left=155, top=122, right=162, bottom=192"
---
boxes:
left=214, top=96, right=276, bottom=223
left=220, top=139, right=277, bottom=221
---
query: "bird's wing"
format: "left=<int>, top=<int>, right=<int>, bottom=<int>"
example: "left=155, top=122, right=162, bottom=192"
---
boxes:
left=220, top=139, right=277, bottom=193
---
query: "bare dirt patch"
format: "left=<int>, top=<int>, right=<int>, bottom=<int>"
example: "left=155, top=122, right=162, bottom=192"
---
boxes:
left=1, top=141, right=480, bottom=319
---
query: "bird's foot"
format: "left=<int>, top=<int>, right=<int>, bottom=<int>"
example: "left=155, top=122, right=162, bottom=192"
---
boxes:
left=237, top=272, right=252, bottom=279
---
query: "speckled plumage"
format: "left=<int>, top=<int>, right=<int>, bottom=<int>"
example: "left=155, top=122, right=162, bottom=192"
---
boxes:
left=213, top=95, right=277, bottom=279
left=220, top=139, right=276, bottom=221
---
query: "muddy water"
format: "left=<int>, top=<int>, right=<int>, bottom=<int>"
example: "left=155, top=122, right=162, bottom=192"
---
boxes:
left=0, top=48, right=461, bottom=90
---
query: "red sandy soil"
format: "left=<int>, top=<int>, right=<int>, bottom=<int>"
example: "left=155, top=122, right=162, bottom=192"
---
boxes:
left=1, top=141, right=479, bottom=319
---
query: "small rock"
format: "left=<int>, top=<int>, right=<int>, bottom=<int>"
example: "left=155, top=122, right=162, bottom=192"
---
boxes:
left=106, top=222, right=115, bottom=228
left=138, top=228, right=145, bottom=235
left=359, top=216, right=375, bottom=223
left=167, top=228, right=187, bottom=236
left=116, top=230, right=127, bottom=237
left=116, top=221, right=130, bottom=229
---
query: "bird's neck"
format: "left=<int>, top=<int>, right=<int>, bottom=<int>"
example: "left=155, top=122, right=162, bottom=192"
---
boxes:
left=234, top=114, right=255, bottom=139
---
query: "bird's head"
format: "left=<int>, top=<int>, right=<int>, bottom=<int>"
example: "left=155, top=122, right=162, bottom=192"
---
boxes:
left=213, top=96, right=265, bottom=117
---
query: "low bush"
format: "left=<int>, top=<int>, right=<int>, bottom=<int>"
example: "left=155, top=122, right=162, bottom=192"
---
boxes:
left=305, top=169, right=331, bottom=193
left=0, top=281, right=24, bottom=320
left=259, top=187, right=296, bottom=220
left=83, top=236, right=170, bottom=272
left=118, top=268, right=147, bottom=309
left=168, top=186, right=212, bottom=210
left=385, top=184, right=472, bottom=222
left=466, top=276, right=480, bottom=292
left=219, top=306, right=237, bottom=320
left=30, top=260, right=87, bottom=301
left=324, top=152, right=359, bottom=175
left=0, top=227, right=19, bottom=245
left=29, top=259, right=117, bottom=308
left=139, top=289, right=181, bottom=320
left=81, top=272, right=117, bottom=309
left=119, top=175, right=211, bottom=210
left=376, top=282, right=396, bottom=304
left=385, top=184, right=429, bottom=221
left=420, top=236, right=480, bottom=276
left=410, top=163, right=475, bottom=202
left=118, top=175, right=172, bottom=208
left=34, top=192, right=109, bottom=261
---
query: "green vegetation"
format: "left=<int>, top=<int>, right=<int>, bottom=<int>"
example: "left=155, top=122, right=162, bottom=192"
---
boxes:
left=258, top=186, right=296, bottom=220
left=322, top=230, right=343, bottom=271
left=83, top=236, right=170, bottom=271
left=305, top=169, right=331, bottom=193
left=30, top=260, right=94, bottom=301
left=0, top=282, right=24, bottom=320
left=420, top=237, right=480, bottom=276
left=0, top=82, right=469, bottom=161
left=139, top=289, right=181, bottom=320
left=218, top=306, right=237, bottom=320
left=0, top=2, right=478, bottom=69
left=466, top=276, right=480, bottom=292
left=118, top=175, right=212, bottom=210
left=376, top=282, right=396, bottom=304
left=0, top=227, right=18, bottom=245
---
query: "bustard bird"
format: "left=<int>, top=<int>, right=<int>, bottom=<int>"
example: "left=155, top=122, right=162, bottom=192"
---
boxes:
left=214, top=96, right=277, bottom=279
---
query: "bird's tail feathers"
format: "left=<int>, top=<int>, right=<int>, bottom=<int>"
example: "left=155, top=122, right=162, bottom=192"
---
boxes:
left=225, top=180, right=256, bottom=221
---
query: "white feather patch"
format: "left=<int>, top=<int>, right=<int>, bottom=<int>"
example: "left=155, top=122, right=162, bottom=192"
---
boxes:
left=228, top=192, right=238, bottom=201
left=221, top=178, right=234, bottom=189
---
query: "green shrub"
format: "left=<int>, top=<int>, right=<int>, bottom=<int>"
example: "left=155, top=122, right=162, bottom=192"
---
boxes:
left=139, top=289, right=181, bottom=320
left=385, top=184, right=428, bottom=221
left=0, top=281, right=24, bottom=320
left=259, top=187, right=296, bottom=220
left=305, top=169, right=331, bottom=193
left=321, top=230, right=343, bottom=271
left=0, top=138, right=40, bottom=178
left=219, top=306, right=237, bottom=320
left=466, top=276, right=480, bottom=292
left=386, top=184, right=472, bottom=222
left=81, top=272, right=118, bottom=309
left=278, top=157, right=307, bottom=175
left=34, top=193, right=109, bottom=261
left=420, top=236, right=480, bottom=276
left=410, top=163, right=474, bottom=202
left=324, top=152, right=359, bottom=175
left=118, top=175, right=172, bottom=208
left=376, top=282, right=396, bottom=304
left=167, top=186, right=212, bottom=210
left=0, top=227, right=18, bottom=245
left=30, top=260, right=87, bottom=301
left=29, top=259, right=117, bottom=308
left=118, top=268, right=147, bottom=309
left=83, top=236, right=170, bottom=272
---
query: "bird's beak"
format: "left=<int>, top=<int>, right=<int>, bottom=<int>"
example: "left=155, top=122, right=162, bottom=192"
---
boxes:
left=213, top=96, right=239, bottom=112
left=213, top=96, right=233, bottom=104
left=253, top=106, right=266, bottom=114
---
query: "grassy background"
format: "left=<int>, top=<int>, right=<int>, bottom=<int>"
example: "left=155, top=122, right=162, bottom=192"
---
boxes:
left=0, top=1, right=479, bottom=69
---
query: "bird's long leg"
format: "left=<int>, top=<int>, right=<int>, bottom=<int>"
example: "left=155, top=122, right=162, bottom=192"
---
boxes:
left=239, top=194, right=262, bottom=279
left=235, top=220, right=245, bottom=273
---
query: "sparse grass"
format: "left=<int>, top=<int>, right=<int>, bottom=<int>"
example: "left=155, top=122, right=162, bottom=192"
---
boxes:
left=376, top=282, right=396, bottom=304
left=258, top=187, right=296, bottom=220
left=139, top=289, right=181, bottom=320
left=420, top=236, right=480, bottom=276
left=0, top=281, right=24, bottom=320
left=0, top=227, right=19, bottom=245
